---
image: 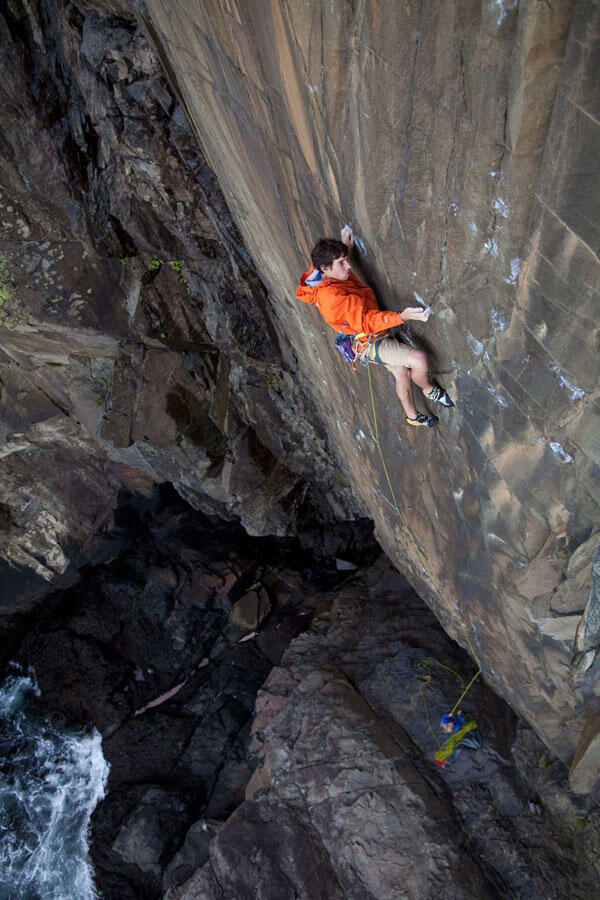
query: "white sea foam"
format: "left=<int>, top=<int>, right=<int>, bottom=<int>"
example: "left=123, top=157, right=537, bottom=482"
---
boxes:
left=0, top=669, right=109, bottom=900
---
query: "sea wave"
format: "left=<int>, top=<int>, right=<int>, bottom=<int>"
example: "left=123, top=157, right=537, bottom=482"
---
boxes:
left=0, top=667, right=109, bottom=900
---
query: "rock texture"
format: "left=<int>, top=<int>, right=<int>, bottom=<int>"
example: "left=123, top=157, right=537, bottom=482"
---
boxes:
left=1, top=0, right=599, bottom=799
left=175, top=557, right=598, bottom=900
left=143, top=0, right=600, bottom=771
left=0, top=0, right=358, bottom=616
left=2, top=3, right=600, bottom=894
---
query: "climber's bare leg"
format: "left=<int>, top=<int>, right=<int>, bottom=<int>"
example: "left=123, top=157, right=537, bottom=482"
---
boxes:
left=405, top=348, right=435, bottom=395
left=393, top=366, right=419, bottom=419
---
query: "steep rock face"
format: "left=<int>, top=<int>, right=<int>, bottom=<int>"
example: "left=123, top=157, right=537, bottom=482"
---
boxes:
left=0, top=0, right=358, bottom=615
left=144, top=1, right=600, bottom=771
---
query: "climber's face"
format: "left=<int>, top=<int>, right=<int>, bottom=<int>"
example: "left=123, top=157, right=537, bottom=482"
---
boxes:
left=322, top=254, right=352, bottom=281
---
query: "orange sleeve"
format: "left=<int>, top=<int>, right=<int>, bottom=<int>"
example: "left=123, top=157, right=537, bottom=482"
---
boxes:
left=296, top=282, right=315, bottom=304
left=296, top=265, right=318, bottom=305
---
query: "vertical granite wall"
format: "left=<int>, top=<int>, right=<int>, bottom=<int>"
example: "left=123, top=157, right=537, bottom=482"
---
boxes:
left=143, top=0, right=600, bottom=778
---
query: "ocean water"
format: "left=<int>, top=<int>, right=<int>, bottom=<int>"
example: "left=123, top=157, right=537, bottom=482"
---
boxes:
left=0, top=667, right=109, bottom=900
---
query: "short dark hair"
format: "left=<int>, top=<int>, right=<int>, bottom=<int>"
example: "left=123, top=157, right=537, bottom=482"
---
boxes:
left=311, top=238, right=348, bottom=272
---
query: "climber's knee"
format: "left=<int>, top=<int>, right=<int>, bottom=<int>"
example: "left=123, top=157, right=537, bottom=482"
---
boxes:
left=392, top=365, right=410, bottom=384
left=406, top=348, right=429, bottom=372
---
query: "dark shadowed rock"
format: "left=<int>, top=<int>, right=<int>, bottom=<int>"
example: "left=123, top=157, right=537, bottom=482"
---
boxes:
left=112, top=787, right=189, bottom=876
left=163, top=819, right=220, bottom=893
left=178, top=682, right=495, bottom=899
left=12, top=491, right=377, bottom=899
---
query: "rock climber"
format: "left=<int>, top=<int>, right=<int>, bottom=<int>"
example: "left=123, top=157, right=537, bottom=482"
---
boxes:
left=296, top=228, right=454, bottom=427
left=435, top=710, right=482, bottom=768
left=441, top=711, right=464, bottom=734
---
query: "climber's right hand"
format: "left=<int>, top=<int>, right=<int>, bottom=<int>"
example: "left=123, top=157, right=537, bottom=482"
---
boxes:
left=400, top=306, right=432, bottom=322
left=340, top=225, right=354, bottom=248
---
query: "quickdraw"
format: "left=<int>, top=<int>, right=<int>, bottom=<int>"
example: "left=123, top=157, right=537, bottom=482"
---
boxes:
left=352, top=330, right=389, bottom=370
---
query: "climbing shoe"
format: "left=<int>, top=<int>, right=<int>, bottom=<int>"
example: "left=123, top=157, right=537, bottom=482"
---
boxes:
left=406, top=412, right=439, bottom=428
left=425, top=384, right=455, bottom=408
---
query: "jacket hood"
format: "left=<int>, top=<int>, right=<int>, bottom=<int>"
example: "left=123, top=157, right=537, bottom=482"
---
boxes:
left=305, top=268, right=323, bottom=287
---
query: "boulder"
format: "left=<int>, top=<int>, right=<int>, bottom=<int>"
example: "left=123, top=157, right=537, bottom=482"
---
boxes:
left=112, top=787, right=188, bottom=876
left=178, top=670, right=496, bottom=900
left=230, top=588, right=271, bottom=630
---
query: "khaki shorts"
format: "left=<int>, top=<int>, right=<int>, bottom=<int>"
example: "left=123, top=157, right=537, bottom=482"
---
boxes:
left=370, top=335, right=413, bottom=370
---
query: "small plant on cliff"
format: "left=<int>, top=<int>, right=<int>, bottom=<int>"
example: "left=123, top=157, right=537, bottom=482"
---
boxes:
left=146, top=257, right=191, bottom=294
left=264, top=370, right=281, bottom=391
left=0, top=255, right=14, bottom=305
left=169, top=260, right=192, bottom=293
left=0, top=254, right=26, bottom=329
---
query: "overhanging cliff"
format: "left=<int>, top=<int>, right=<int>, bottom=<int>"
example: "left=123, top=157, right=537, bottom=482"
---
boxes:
left=0, top=0, right=361, bottom=617
left=143, top=0, right=600, bottom=779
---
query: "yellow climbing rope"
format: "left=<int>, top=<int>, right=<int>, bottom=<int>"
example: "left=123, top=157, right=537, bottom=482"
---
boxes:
left=448, top=668, right=481, bottom=716
left=365, top=363, right=482, bottom=724
left=366, top=364, right=433, bottom=580
left=418, top=656, right=470, bottom=746
left=450, top=629, right=482, bottom=714
left=418, top=654, right=481, bottom=746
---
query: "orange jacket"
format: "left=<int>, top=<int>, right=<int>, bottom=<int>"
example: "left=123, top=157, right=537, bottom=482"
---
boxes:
left=296, top=265, right=403, bottom=336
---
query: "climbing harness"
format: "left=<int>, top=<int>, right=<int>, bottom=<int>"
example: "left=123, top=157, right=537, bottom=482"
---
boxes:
left=334, top=330, right=388, bottom=370
left=353, top=331, right=387, bottom=365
